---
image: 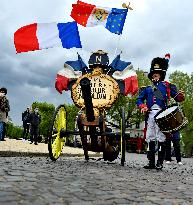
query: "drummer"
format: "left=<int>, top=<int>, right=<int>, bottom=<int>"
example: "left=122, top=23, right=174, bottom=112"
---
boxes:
left=136, top=54, right=185, bottom=170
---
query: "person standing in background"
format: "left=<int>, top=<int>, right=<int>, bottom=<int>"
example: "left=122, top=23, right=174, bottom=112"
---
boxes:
left=0, top=87, right=10, bottom=141
left=22, top=107, right=31, bottom=142
left=29, top=107, right=41, bottom=145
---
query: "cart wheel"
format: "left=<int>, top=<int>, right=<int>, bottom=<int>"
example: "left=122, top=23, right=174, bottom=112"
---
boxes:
left=48, top=105, right=67, bottom=161
left=120, top=107, right=126, bottom=166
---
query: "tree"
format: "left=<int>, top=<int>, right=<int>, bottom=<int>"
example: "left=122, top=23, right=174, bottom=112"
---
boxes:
left=6, top=122, right=23, bottom=139
left=64, top=104, right=79, bottom=145
left=65, top=104, right=79, bottom=131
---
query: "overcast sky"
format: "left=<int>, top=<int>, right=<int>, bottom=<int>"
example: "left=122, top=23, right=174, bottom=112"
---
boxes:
left=0, top=0, right=193, bottom=126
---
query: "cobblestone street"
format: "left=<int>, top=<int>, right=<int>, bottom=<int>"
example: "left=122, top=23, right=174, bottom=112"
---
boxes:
left=0, top=153, right=193, bottom=205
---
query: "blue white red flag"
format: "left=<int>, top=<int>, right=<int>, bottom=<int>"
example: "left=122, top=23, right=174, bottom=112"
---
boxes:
left=14, top=21, right=82, bottom=53
left=71, top=1, right=128, bottom=35
left=55, top=64, right=82, bottom=94
left=55, top=53, right=87, bottom=94
left=112, top=64, right=138, bottom=96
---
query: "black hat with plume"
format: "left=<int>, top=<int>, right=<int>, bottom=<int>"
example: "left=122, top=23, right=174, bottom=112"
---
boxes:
left=148, top=53, right=170, bottom=81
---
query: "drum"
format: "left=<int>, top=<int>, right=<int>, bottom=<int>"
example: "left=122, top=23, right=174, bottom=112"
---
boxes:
left=154, top=105, right=188, bottom=133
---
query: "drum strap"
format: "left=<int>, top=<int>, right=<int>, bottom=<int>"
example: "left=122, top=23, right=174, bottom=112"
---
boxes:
left=152, top=84, right=164, bottom=101
left=152, top=81, right=171, bottom=104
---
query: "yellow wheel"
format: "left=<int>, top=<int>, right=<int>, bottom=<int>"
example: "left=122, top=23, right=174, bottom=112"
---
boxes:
left=48, top=105, right=67, bottom=161
left=120, top=107, right=126, bottom=166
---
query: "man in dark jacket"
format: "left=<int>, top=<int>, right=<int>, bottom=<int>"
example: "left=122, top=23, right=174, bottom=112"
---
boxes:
left=29, top=107, right=41, bottom=145
left=0, top=87, right=10, bottom=141
left=22, top=107, right=31, bottom=141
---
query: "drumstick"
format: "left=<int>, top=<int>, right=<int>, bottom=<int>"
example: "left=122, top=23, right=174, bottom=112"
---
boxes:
left=173, top=91, right=181, bottom=100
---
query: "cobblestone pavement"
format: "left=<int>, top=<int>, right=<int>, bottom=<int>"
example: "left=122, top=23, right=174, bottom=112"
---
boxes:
left=0, top=153, right=193, bottom=205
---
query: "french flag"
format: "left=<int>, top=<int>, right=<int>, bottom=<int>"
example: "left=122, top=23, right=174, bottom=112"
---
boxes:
left=55, top=64, right=82, bottom=94
left=14, top=21, right=82, bottom=53
left=112, top=64, right=138, bottom=96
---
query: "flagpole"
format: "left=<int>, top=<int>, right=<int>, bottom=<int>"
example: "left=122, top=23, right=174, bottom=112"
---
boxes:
left=79, top=48, right=88, bottom=73
left=113, top=2, right=133, bottom=58
left=113, top=34, right=121, bottom=59
left=106, top=34, right=121, bottom=75
left=106, top=2, right=133, bottom=75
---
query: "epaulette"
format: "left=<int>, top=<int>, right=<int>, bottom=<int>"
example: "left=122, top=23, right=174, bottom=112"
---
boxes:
left=139, top=85, right=146, bottom=89
left=143, top=85, right=152, bottom=89
left=139, top=86, right=147, bottom=92
left=170, top=83, right=177, bottom=89
left=163, top=81, right=176, bottom=88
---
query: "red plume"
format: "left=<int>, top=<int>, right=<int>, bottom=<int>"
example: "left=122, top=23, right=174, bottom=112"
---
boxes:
left=165, top=53, right=171, bottom=60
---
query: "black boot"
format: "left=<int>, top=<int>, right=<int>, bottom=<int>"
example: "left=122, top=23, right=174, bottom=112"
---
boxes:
left=165, top=138, right=172, bottom=162
left=173, top=140, right=182, bottom=163
left=156, top=142, right=165, bottom=170
left=144, top=141, right=155, bottom=169
left=155, top=160, right=163, bottom=170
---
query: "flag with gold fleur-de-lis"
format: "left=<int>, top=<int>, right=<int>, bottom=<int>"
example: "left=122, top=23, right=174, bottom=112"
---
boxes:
left=71, top=1, right=128, bottom=35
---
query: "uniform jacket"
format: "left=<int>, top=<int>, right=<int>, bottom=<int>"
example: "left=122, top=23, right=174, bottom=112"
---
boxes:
left=136, top=81, right=183, bottom=110
left=0, top=96, right=10, bottom=123
left=172, top=131, right=180, bottom=140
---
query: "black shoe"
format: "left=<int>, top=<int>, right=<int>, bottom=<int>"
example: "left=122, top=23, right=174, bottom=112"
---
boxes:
left=143, top=164, right=155, bottom=169
left=30, top=142, right=33, bottom=144
left=156, top=161, right=163, bottom=170
left=34, top=142, right=38, bottom=145
left=85, top=155, right=89, bottom=161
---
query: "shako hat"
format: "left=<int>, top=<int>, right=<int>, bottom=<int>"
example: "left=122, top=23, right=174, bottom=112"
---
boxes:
left=148, top=53, right=170, bottom=81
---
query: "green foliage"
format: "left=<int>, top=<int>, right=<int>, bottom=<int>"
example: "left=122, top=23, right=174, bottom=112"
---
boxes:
left=65, top=104, right=79, bottom=144
left=136, top=70, right=151, bottom=88
left=6, top=122, right=23, bottom=139
left=65, top=104, right=79, bottom=131
left=169, top=71, right=193, bottom=99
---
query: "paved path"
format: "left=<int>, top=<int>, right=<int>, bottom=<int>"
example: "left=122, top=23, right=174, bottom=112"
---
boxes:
left=0, top=138, right=99, bottom=157
left=0, top=151, right=193, bottom=205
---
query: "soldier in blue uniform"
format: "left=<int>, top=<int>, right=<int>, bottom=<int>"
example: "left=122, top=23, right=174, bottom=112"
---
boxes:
left=136, top=54, right=185, bottom=169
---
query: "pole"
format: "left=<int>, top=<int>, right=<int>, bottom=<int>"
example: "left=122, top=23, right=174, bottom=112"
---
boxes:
left=106, top=2, right=133, bottom=75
